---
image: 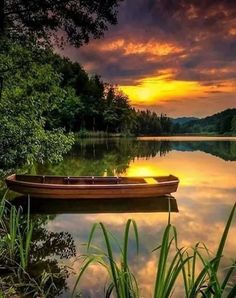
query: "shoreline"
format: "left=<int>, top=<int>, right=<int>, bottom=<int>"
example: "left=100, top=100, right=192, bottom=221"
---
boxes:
left=74, top=131, right=236, bottom=140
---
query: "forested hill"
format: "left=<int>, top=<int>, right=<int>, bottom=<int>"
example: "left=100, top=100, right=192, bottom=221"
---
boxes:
left=172, top=117, right=199, bottom=125
left=173, top=109, right=236, bottom=134
left=0, top=40, right=172, bottom=169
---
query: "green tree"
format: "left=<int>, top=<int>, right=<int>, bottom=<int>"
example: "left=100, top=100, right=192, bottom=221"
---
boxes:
left=160, top=113, right=172, bottom=134
left=231, top=115, right=236, bottom=133
left=218, top=115, right=232, bottom=134
left=0, top=0, right=122, bottom=47
left=113, top=90, right=134, bottom=133
left=103, top=86, right=118, bottom=132
left=80, top=75, right=105, bottom=131
left=0, top=40, right=74, bottom=169
left=45, top=87, right=84, bottom=132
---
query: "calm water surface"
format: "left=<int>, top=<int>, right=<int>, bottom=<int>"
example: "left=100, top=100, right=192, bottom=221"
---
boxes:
left=13, top=137, right=236, bottom=297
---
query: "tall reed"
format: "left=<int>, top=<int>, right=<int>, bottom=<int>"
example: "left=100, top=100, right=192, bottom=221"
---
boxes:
left=153, top=224, right=191, bottom=298
left=0, top=195, right=33, bottom=269
left=0, top=193, right=63, bottom=297
left=72, top=219, right=139, bottom=298
left=73, top=203, right=236, bottom=298
left=181, top=203, right=236, bottom=297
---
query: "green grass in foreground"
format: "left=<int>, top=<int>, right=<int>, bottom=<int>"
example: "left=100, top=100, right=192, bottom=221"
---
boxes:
left=0, top=191, right=235, bottom=298
left=0, top=194, right=64, bottom=297
left=73, top=203, right=236, bottom=298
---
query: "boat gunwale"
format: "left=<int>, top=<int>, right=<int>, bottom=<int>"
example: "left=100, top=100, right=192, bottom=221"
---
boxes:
left=6, top=174, right=179, bottom=189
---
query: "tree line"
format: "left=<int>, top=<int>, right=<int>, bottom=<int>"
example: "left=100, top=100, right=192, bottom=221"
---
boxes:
left=43, top=53, right=172, bottom=135
left=0, top=0, right=172, bottom=170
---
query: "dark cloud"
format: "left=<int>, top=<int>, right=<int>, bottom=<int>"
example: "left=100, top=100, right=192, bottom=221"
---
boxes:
left=60, top=0, right=236, bottom=85
left=58, top=0, right=236, bottom=115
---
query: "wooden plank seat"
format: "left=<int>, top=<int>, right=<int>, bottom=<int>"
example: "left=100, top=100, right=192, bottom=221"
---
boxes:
left=63, top=176, right=122, bottom=184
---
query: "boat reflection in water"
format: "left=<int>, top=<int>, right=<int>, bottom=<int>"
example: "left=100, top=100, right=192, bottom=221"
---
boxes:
left=12, top=195, right=178, bottom=214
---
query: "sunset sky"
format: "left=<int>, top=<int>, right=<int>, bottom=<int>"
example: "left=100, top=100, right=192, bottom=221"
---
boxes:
left=62, top=0, right=236, bottom=117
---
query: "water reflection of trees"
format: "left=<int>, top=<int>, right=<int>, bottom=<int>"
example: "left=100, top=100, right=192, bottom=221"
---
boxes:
left=34, top=139, right=236, bottom=177
left=34, top=139, right=172, bottom=176
left=74, top=139, right=236, bottom=162
left=26, top=214, right=76, bottom=297
left=71, top=139, right=172, bottom=161
left=172, top=141, right=236, bottom=161
left=2, top=139, right=236, bottom=179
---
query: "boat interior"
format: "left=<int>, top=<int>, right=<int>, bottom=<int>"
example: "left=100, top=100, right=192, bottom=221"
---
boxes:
left=14, top=175, right=176, bottom=185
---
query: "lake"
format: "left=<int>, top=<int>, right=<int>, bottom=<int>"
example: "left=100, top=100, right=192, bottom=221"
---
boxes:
left=11, top=137, right=236, bottom=297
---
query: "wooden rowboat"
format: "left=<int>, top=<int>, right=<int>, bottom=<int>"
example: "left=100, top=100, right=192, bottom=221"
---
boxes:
left=6, top=174, right=179, bottom=199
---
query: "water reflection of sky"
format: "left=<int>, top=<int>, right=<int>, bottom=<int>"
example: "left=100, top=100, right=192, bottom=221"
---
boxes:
left=36, top=140, right=236, bottom=297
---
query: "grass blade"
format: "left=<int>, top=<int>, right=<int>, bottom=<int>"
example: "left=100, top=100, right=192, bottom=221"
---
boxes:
left=153, top=224, right=172, bottom=298
left=227, top=284, right=236, bottom=298
left=221, top=261, right=236, bottom=292
left=72, top=256, right=95, bottom=297
left=100, top=222, right=119, bottom=295
left=213, top=203, right=236, bottom=273
left=131, top=219, right=139, bottom=255
left=87, top=223, right=98, bottom=251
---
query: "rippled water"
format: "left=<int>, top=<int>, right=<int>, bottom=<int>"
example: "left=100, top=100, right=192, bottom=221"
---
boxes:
left=12, top=137, right=236, bottom=297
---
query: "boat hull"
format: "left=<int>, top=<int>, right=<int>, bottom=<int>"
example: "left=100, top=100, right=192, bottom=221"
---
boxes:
left=6, top=174, right=179, bottom=199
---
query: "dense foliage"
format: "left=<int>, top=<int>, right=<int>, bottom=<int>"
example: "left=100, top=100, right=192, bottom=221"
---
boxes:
left=0, top=0, right=129, bottom=171
left=134, top=110, right=172, bottom=135
left=0, top=38, right=172, bottom=171
left=0, top=0, right=172, bottom=172
left=42, top=55, right=173, bottom=136
left=172, top=109, right=236, bottom=135
left=0, top=0, right=122, bottom=47
left=0, top=40, right=74, bottom=170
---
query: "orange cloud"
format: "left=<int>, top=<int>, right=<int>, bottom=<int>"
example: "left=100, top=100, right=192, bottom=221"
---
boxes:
left=229, top=28, right=236, bottom=36
left=100, top=38, right=183, bottom=57
left=124, top=40, right=183, bottom=56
